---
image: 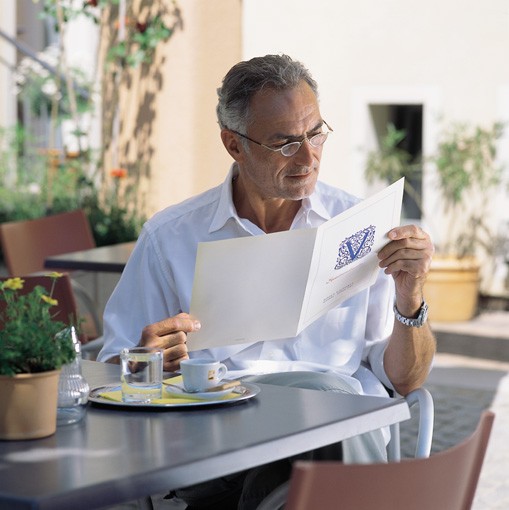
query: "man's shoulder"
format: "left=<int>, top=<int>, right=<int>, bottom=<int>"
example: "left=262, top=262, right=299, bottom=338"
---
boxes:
left=315, top=181, right=361, bottom=215
left=147, top=184, right=221, bottom=232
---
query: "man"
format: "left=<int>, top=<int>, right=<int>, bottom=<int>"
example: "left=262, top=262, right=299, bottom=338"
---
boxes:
left=98, top=54, right=435, bottom=509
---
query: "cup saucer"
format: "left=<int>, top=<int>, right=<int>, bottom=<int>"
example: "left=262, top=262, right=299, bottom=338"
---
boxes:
left=164, top=383, right=237, bottom=400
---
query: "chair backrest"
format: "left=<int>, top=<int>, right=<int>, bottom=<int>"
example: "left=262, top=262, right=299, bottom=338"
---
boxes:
left=285, top=410, right=495, bottom=510
left=0, top=274, right=79, bottom=327
left=0, top=210, right=95, bottom=275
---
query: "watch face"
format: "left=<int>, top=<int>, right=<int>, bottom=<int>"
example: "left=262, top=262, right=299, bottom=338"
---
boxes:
left=419, top=302, right=429, bottom=324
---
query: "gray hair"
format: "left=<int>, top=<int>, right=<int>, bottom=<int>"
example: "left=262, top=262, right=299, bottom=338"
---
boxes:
left=216, top=54, right=319, bottom=133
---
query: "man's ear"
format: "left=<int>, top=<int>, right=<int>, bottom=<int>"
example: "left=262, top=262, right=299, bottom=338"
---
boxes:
left=221, top=129, right=243, bottom=162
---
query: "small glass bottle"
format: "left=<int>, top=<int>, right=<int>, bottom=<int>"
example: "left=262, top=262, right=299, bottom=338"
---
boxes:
left=57, top=326, right=90, bottom=426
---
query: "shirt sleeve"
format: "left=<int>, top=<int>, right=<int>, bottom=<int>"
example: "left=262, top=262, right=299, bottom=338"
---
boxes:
left=361, top=270, right=395, bottom=391
left=97, top=227, right=182, bottom=362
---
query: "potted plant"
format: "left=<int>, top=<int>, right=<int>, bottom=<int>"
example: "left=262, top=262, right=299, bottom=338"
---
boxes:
left=0, top=274, right=76, bottom=440
left=365, top=121, right=505, bottom=321
left=425, top=121, right=505, bottom=321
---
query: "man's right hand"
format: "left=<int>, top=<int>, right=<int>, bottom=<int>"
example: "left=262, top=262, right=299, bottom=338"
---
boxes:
left=108, top=313, right=201, bottom=372
left=139, top=313, right=201, bottom=372
left=102, top=313, right=197, bottom=372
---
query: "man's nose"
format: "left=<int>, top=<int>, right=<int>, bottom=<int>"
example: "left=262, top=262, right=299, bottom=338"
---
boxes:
left=293, top=138, right=316, bottom=166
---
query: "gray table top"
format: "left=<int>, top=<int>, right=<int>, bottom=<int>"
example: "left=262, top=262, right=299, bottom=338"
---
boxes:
left=0, top=361, right=409, bottom=510
left=44, top=241, right=135, bottom=273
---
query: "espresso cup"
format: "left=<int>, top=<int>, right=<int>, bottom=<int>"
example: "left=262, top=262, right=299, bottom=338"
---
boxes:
left=180, top=358, right=228, bottom=393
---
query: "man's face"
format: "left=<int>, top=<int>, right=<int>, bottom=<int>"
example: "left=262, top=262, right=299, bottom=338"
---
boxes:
left=236, top=81, right=325, bottom=202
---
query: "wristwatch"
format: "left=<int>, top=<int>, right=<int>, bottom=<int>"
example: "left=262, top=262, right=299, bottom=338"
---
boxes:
left=393, top=300, right=428, bottom=328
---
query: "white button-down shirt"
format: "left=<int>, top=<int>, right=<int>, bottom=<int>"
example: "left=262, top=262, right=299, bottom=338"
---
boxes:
left=98, top=165, right=396, bottom=396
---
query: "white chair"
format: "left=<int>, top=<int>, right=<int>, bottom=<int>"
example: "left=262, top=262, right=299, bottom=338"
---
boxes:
left=388, top=387, right=434, bottom=461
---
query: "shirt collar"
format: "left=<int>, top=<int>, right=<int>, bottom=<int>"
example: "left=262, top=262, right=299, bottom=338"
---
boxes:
left=209, top=163, right=332, bottom=233
left=298, top=185, right=332, bottom=224
left=209, top=163, right=241, bottom=233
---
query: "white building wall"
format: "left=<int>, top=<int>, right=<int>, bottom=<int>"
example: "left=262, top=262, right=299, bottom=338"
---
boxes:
left=243, top=0, right=509, bottom=292
left=243, top=0, right=509, bottom=187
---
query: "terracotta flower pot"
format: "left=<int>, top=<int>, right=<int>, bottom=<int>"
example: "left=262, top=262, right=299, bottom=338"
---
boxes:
left=424, top=255, right=480, bottom=322
left=0, top=370, right=60, bottom=440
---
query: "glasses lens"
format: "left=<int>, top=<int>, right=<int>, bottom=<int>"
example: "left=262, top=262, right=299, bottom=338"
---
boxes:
left=281, top=142, right=301, bottom=157
left=309, top=132, right=329, bottom=148
left=280, top=131, right=330, bottom=156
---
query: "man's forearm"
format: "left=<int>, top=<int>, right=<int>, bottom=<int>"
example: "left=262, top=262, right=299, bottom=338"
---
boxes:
left=384, top=321, right=436, bottom=396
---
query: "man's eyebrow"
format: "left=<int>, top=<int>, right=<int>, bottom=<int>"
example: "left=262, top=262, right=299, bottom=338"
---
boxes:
left=267, top=120, right=325, bottom=142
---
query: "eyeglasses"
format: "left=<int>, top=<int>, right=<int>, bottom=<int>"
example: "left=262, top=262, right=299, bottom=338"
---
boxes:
left=230, top=120, right=333, bottom=157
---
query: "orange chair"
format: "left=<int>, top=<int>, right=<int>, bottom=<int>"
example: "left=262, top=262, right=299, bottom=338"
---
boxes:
left=0, top=209, right=95, bottom=275
left=0, top=210, right=101, bottom=340
left=267, top=411, right=494, bottom=510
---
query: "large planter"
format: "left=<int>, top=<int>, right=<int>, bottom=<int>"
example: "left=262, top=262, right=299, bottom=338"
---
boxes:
left=424, top=255, right=480, bottom=322
left=0, top=370, right=60, bottom=440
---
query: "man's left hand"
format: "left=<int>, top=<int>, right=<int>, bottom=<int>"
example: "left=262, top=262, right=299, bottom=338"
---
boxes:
left=377, top=225, right=434, bottom=309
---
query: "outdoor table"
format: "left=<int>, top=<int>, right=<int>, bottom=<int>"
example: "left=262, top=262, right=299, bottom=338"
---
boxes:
left=0, top=360, right=410, bottom=510
left=44, top=241, right=135, bottom=273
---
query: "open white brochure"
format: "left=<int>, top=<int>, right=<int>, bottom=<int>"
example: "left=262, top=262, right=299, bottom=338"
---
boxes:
left=188, top=178, right=404, bottom=351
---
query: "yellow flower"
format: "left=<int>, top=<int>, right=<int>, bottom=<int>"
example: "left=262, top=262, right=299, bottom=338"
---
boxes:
left=47, top=272, right=63, bottom=279
left=41, top=294, right=59, bottom=307
left=2, top=277, right=25, bottom=291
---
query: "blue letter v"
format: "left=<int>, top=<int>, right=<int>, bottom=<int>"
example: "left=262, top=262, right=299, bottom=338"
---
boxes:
left=346, top=231, right=370, bottom=260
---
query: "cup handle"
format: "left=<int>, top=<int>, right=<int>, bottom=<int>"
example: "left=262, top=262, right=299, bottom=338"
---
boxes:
left=218, top=363, right=227, bottom=381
